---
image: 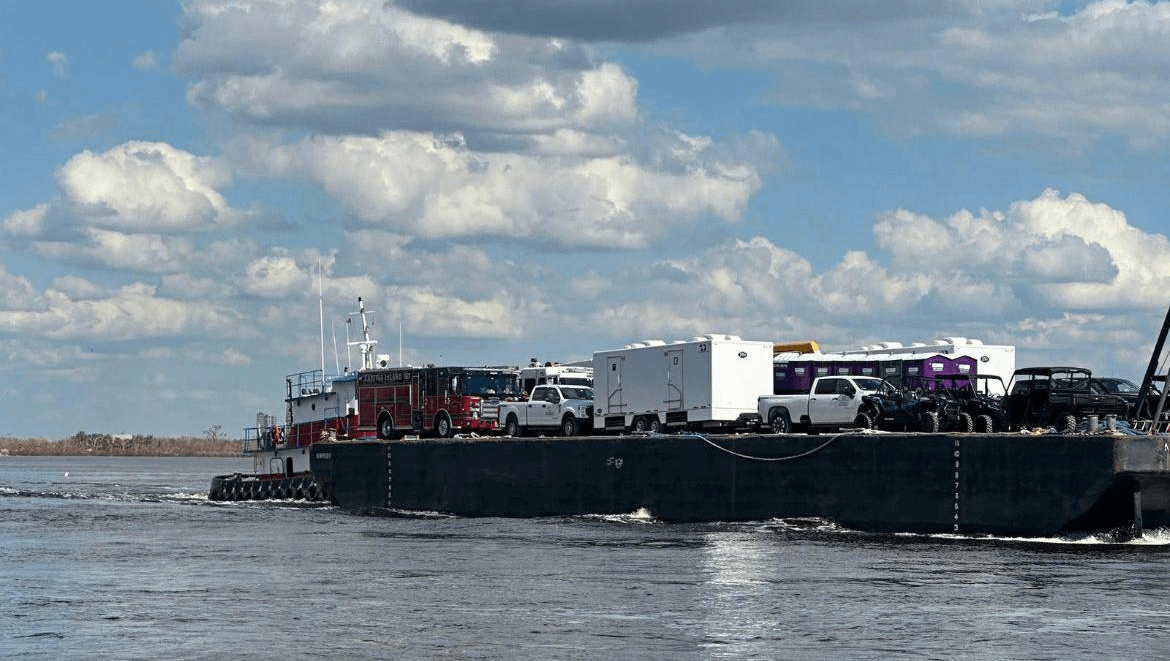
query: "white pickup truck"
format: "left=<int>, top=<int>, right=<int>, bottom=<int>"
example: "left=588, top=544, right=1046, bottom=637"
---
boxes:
left=758, top=375, right=885, bottom=434
left=499, top=384, right=594, bottom=437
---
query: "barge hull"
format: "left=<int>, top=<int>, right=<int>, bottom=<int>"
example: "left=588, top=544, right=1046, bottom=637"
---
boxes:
left=310, top=433, right=1170, bottom=536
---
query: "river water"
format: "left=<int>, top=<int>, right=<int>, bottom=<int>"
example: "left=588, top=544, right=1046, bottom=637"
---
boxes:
left=2, top=455, right=1169, bottom=660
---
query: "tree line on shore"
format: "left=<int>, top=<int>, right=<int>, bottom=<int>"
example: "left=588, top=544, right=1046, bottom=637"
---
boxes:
left=0, top=429, right=241, bottom=457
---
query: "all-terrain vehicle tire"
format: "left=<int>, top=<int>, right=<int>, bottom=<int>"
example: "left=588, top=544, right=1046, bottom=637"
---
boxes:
left=919, top=410, right=940, bottom=433
left=957, top=412, right=974, bottom=433
left=852, top=412, right=873, bottom=430
left=1060, top=413, right=1077, bottom=433
left=977, top=414, right=995, bottom=433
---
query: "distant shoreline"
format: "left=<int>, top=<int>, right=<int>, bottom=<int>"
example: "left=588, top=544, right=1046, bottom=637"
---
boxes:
left=0, top=432, right=241, bottom=457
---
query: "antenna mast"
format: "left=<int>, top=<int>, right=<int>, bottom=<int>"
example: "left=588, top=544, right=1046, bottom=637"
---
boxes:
left=347, top=297, right=378, bottom=370
left=318, top=259, right=325, bottom=378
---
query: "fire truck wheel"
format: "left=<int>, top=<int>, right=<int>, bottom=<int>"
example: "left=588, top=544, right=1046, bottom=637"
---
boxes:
left=436, top=414, right=453, bottom=438
left=378, top=415, right=395, bottom=440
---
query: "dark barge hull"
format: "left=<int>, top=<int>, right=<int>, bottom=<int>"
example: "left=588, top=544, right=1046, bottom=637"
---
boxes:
left=309, top=432, right=1170, bottom=537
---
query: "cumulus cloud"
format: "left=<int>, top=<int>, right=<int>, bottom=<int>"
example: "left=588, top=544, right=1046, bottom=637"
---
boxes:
left=0, top=142, right=251, bottom=273
left=56, top=142, right=236, bottom=232
left=248, top=129, right=772, bottom=248
left=0, top=283, right=242, bottom=341
left=175, top=0, right=638, bottom=141
left=132, top=50, right=158, bottom=70
left=565, top=190, right=1170, bottom=365
left=584, top=0, right=1170, bottom=147
left=47, top=51, right=68, bottom=78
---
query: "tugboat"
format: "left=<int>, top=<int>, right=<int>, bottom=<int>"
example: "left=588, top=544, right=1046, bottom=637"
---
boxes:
left=207, top=299, right=374, bottom=502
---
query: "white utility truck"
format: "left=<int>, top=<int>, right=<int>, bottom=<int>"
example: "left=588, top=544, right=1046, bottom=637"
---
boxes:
left=519, top=362, right=593, bottom=395
left=499, top=384, right=594, bottom=437
left=592, top=335, right=773, bottom=433
left=758, top=375, right=885, bottom=434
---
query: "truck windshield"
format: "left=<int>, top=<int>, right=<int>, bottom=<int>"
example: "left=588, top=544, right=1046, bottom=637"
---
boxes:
left=559, top=387, right=594, bottom=400
left=557, top=377, right=593, bottom=387
left=853, top=378, right=884, bottom=392
left=465, top=374, right=520, bottom=398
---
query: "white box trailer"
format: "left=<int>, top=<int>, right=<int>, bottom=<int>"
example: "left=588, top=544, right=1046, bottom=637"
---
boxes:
left=592, top=334, right=774, bottom=432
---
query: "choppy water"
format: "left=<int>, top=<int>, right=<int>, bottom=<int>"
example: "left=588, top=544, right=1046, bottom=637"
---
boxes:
left=3, top=455, right=1170, bottom=660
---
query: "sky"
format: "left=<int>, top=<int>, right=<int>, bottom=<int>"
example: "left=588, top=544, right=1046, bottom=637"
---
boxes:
left=3, top=0, right=1170, bottom=438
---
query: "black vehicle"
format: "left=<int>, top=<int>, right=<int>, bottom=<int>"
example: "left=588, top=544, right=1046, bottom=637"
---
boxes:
left=1092, top=376, right=1163, bottom=419
left=947, top=374, right=1008, bottom=433
left=856, top=379, right=958, bottom=432
left=1002, top=367, right=1129, bottom=432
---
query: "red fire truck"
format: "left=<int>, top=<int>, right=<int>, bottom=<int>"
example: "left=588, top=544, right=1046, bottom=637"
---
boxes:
left=357, top=365, right=521, bottom=438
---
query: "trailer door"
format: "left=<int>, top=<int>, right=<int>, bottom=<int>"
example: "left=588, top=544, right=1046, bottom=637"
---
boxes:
left=606, top=356, right=625, bottom=413
left=665, top=349, right=684, bottom=410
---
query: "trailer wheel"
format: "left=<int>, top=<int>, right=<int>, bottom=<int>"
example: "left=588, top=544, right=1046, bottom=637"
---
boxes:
left=505, top=415, right=520, bottom=437
left=957, top=412, right=974, bottom=433
left=561, top=415, right=578, bottom=437
left=977, top=414, right=995, bottom=433
left=768, top=410, right=791, bottom=434
left=919, top=410, right=940, bottom=433
left=378, top=414, right=395, bottom=440
left=647, top=417, right=662, bottom=433
left=435, top=414, right=453, bottom=438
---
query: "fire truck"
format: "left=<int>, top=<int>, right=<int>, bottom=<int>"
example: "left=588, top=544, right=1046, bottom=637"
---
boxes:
left=357, top=365, right=521, bottom=438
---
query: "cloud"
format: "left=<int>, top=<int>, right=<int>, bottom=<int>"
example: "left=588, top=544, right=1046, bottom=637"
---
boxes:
left=47, top=51, right=68, bottom=78
left=248, top=128, right=773, bottom=248
left=1, top=142, right=253, bottom=273
left=394, top=0, right=969, bottom=42
left=0, top=283, right=243, bottom=341
left=567, top=189, right=1170, bottom=360
left=175, top=0, right=636, bottom=141
left=132, top=50, right=158, bottom=70
left=55, top=142, right=236, bottom=232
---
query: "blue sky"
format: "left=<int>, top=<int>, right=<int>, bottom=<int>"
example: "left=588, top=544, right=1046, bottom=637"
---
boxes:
left=3, top=0, right=1170, bottom=437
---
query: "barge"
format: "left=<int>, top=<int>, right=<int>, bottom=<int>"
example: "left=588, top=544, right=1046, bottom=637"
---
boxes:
left=210, top=296, right=1170, bottom=538
left=308, top=430, right=1170, bottom=538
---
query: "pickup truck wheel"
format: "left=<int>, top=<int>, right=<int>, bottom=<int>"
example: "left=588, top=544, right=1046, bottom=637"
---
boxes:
left=768, top=410, right=791, bottom=434
left=632, top=416, right=649, bottom=433
left=561, top=415, right=578, bottom=437
left=505, top=415, right=520, bottom=437
left=648, top=417, right=662, bottom=433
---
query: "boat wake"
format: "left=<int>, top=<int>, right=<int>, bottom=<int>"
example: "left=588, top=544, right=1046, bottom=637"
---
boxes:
left=579, top=507, right=659, bottom=525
